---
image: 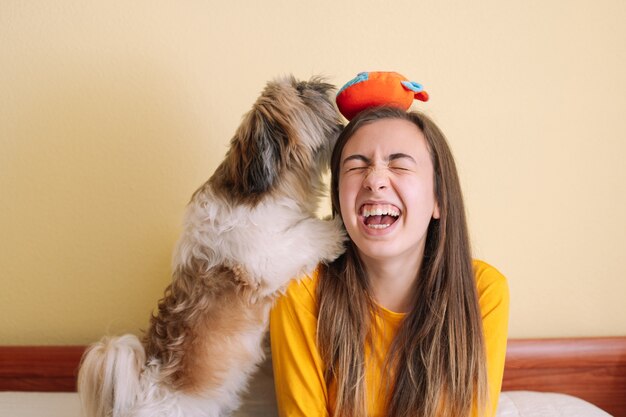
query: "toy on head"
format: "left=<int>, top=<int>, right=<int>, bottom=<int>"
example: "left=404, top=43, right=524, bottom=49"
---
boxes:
left=336, top=71, right=429, bottom=121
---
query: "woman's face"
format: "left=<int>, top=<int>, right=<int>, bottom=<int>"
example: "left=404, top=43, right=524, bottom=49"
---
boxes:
left=338, top=118, right=439, bottom=264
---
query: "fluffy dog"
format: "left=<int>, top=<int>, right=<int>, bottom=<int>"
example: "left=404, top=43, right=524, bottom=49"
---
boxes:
left=78, top=76, right=346, bottom=417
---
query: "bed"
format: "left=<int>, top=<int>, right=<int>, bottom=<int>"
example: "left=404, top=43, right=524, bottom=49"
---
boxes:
left=1, top=337, right=625, bottom=416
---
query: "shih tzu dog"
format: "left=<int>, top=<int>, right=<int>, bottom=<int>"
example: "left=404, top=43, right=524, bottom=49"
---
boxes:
left=78, top=76, right=346, bottom=417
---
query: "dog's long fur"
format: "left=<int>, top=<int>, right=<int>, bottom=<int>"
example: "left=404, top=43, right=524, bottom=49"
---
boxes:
left=78, top=76, right=346, bottom=417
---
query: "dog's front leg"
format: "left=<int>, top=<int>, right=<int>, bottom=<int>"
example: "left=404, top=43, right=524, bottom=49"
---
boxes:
left=256, top=216, right=346, bottom=295
left=303, top=216, right=347, bottom=265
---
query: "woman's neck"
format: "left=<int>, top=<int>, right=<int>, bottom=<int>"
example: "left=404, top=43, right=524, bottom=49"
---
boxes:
left=359, top=251, right=423, bottom=314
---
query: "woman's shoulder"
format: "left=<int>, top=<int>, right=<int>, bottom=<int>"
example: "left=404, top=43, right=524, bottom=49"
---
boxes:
left=472, top=259, right=510, bottom=303
left=274, top=267, right=320, bottom=317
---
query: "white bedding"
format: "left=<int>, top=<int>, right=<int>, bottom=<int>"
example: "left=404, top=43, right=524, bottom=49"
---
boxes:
left=498, top=391, right=612, bottom=417
left=0, top=390, right=613, bottom=417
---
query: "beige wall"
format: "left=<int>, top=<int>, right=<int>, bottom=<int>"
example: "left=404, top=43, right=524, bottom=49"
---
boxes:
left=1, top=0, right=625, bottom=345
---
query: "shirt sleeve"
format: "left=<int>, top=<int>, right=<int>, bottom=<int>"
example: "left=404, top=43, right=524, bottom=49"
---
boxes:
left=270, top=274, right=330, bottom=417
left=474, top=260, right=510, bottom=417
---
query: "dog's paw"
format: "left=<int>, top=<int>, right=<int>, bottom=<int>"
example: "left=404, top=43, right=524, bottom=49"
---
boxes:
left=318, top=217, right=347, bottom=262
left=232, top=264, right=258, bottom=289
left=232, top=264, right=270, bottom=303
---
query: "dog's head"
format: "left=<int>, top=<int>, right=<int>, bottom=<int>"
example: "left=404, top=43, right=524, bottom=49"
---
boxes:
left=211, top=76, right=343, bottom=209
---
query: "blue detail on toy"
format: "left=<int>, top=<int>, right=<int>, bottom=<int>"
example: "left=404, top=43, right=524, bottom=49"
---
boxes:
left=337, top=72, right=369, bottom=95
left=401, top=81, right=424, bottom=93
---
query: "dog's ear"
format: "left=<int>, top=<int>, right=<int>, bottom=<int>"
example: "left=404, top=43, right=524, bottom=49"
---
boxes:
left=209, top=106, right=286, bottom=202
left=231, top=108, right=284, bottom=196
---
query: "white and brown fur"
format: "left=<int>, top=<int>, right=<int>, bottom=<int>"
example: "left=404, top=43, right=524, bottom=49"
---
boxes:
left=77, top=76, right=346, bottom=417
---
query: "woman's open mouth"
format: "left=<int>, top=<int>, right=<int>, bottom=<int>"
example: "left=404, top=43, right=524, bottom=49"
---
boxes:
left=360, top=203, right=400, bottom=229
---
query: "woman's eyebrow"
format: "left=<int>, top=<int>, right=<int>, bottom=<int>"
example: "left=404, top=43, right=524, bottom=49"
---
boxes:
left=343, top=153, right=417, bottom=165
left=342, top=154, right=371, bottom=165
left=388, top=153, right=417, bottom=163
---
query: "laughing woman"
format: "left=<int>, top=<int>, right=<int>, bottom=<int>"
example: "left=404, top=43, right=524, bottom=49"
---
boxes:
left=269, top=102, right=509, bottom=417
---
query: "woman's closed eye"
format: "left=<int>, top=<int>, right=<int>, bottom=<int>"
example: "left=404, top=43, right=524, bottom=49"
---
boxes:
left=342, top=155, right=370, bottom=173
left=389, top=164, right=411, bottom=171
left=388, top=161, right=417, bottom=172
left=388, top=153, right=417, bottom=172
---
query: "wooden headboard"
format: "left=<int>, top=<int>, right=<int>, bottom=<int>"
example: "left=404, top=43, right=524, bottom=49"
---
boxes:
left=502, top=337, right=626, bottom=416
left=1, top=337, right=625, bottom=416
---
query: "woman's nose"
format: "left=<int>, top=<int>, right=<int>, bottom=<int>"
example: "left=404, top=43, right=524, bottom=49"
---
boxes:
left=363, top=167, right=389, bottom=191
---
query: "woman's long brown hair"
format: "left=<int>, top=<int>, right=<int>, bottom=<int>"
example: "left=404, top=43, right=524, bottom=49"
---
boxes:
left=317, top=107, right=488, bottom=417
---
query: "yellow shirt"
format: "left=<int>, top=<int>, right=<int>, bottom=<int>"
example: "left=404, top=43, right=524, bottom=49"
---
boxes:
left=270, top=260, right=510, bottom=417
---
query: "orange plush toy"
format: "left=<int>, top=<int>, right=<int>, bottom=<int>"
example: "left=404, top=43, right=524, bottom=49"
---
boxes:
left=336, top=71, right=429, bottom=121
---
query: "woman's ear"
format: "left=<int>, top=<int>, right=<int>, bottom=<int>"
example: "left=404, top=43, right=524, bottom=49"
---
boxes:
left=433, top=201, right=440, bottom=219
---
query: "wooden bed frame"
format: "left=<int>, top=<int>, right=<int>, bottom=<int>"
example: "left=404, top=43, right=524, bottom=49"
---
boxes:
left=1, top=337, right=625, bottom=416
left=502, top=337, right=626, bottom=416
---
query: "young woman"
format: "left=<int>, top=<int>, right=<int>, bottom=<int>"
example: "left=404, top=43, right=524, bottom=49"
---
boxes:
left=270, top=106, right=509, bottom=417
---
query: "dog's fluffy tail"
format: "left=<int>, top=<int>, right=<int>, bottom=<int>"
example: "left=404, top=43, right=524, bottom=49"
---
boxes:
left=78, top=334, right=146, bottom=417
